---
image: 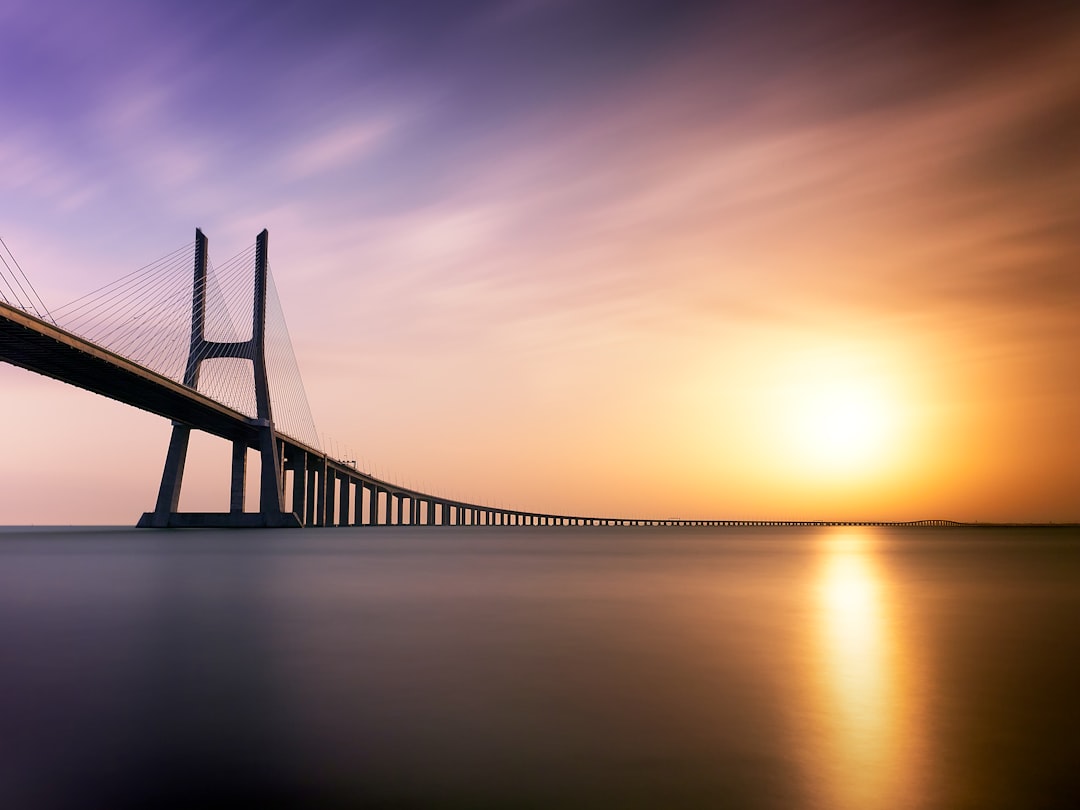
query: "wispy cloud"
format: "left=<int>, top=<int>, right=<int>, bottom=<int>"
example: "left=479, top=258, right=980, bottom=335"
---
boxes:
left=284, top=117, right=398, bottom=180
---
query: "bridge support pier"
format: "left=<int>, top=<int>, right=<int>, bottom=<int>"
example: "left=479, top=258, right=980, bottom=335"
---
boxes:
left=230, top=441, right=247, bottom=514
left=138, top=228, right=300, bottom=529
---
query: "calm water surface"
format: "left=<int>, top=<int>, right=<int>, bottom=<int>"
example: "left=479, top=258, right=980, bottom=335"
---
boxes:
left=0, top=526, right=1078, bottom=808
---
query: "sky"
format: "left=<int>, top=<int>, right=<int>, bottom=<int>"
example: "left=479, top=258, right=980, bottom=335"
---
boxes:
left=1, top=0, right=1078, bottom=524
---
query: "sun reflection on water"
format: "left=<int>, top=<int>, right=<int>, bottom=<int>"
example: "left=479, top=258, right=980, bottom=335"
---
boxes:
left=808, top=530, right=925, bottom=810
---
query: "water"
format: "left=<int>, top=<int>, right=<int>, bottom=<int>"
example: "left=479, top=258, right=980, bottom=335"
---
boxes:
left=0, top=526, right=1078, bottom=808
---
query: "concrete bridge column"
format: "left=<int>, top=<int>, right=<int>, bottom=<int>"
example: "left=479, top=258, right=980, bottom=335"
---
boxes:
left=325, top=469, right=337, bottom=527
left=305, top=455, right=318, bottom=526
left=229, top=441, right=247, bottom=515
left=289, top=452, right=306, bottom=523
left=315, top=457, right=328, bottom=527
left=339, top=478, right=351, bottom=526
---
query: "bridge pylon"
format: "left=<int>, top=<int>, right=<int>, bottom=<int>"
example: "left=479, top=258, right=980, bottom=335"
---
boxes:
left=138, top=228, right=301, bottom=528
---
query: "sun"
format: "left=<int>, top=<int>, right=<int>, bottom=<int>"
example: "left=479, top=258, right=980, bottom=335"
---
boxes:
left=790, top=381, right=895, bottom=473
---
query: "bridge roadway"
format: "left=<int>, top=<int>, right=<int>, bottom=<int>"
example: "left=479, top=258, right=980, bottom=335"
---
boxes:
left=1, top=300, right=973, bottom=529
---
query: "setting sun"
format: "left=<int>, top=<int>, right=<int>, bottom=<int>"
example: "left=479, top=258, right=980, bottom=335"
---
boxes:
left=795, top=383, right=895, bottom=471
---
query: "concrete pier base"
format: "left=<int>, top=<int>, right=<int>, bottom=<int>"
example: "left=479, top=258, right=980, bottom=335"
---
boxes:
left=137, top=511, right=303, bottom=528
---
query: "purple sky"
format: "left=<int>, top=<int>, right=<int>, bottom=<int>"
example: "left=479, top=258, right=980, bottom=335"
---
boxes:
left=2, top=0, right=1079, bottom=523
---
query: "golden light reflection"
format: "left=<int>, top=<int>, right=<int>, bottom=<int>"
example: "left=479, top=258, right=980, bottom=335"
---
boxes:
left=807, top=530, right=924, bottom=810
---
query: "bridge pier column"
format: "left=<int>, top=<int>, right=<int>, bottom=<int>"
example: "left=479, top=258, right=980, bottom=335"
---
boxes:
left=149, top=423, right=191, bottom=526
left=339, top=477, right=351, bottom=526
left=314, top=457, right=327, bottom=527
left=325, top=469, right=337, bottom=527
left=305, top=455, right=318, bottom=526
left=230, top=441, right=247, bottom=514
left=290, top=452, right=306, bottom=524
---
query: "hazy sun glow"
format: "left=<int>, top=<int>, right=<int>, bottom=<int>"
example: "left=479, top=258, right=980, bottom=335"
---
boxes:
left=793, top=382, right=895, bottom=472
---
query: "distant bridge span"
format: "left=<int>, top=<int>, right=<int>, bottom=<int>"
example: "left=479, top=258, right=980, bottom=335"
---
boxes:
left=0, top=229, right=977, bottom=529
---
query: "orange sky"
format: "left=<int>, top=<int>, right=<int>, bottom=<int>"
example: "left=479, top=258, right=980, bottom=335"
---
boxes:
left=1, top=1, right=1078, bottom=523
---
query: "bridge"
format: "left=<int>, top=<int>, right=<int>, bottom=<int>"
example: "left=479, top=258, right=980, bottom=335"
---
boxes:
left=1, top=229, right=967, bottom=529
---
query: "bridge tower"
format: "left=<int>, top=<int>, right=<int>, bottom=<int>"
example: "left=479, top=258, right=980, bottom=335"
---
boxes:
left=138, top=228, right=301, bottom=528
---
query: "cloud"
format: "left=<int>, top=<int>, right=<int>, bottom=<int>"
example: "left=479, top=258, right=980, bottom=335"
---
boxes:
left=284, top=117, right=398, bottom=180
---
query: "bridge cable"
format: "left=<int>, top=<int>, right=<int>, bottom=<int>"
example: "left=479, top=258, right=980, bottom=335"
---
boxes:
left=68, top=249, right=195, bottom=379
left=0, top=236, right=54, bottom=323
left=263, top=264, right=320, bottom=449
left=92, top=250, right=196, bottom=372
left=53, top=244, right=196, bottom=381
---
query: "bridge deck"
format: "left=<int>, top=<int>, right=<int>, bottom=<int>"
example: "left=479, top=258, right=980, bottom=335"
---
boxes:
left=1, top=301, right=261, bottom=446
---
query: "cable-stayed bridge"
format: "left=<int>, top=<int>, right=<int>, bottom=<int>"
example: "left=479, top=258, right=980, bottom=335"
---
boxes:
left=1, top=228, right=966, bottom=529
